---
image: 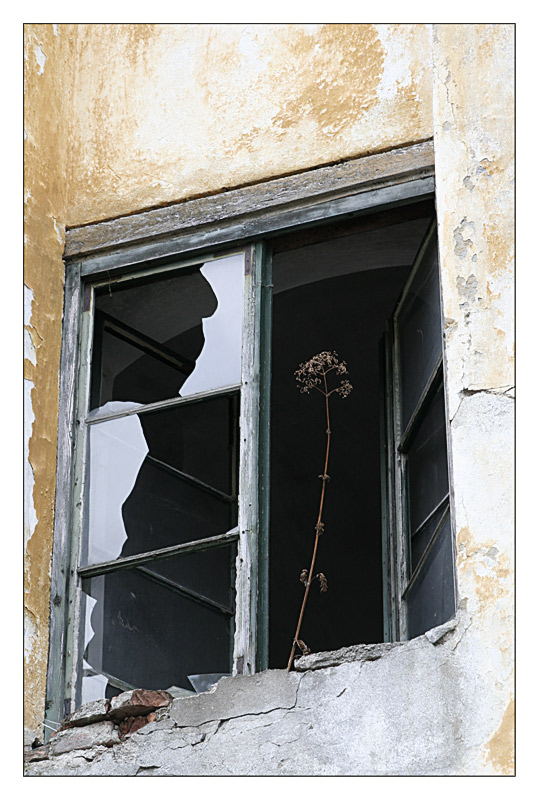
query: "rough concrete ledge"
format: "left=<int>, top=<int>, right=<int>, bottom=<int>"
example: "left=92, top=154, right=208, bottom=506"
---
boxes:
left=294, top=615, right=459, bottom=671
left=169, top=669, right=302, bottom=728
left=25, top=615, right=466, bottom=776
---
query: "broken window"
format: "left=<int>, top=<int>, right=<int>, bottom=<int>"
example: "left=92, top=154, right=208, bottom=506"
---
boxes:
left=78, top=253, right=243, bottom=703
left=56, top=195, right=456, bottom=715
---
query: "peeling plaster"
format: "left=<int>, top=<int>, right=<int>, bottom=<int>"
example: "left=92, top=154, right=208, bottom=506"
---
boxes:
left=23, top=23, right=514, bottom=773
left=24, top=608, right=38, bottom=663
left=34, top=43, right=46, bottom=75
left=24, top=379, right=38, bottom=549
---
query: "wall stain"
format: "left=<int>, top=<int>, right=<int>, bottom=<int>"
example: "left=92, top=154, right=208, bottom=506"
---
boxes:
left=271, top=24, right=385, bottom=135
left=24, top=24, right=71, bottom=734
left=486, top=698, right=514, bottom=774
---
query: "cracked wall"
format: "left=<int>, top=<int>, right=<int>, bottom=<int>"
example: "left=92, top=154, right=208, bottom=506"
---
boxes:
left=24, top=23, right=514, bottom=774
left=23, top=21, right=434, bottom=737
left=433, top=23, right=514, bottom=775
left=25, top=618, right=506, bottom=776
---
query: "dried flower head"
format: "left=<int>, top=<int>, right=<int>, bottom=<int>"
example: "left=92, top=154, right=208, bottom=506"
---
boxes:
left=297, top=639, right=311, bottom=656
left=295, top=351, right=353, bottom=397
left=314, top=521, right=325, bottom=535
left=299, top=569, right=309, bottom=586
left=316, top=573, right=328, bottom=593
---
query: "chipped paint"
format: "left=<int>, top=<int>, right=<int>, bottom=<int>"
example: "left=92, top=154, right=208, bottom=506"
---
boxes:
left=24, top=24, right=71, bottom=733
left=33, top=42, right=46, bottom=75
left=24, top=378, right=38, bottom=548
left=61, top=23, right=433, bottom=225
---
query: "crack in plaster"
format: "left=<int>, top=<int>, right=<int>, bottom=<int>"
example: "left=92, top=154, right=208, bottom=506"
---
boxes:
left=434, top=59, right=467, bottom=152
left=450, top=385, right=514, bottom=423
left=172, top=674, right=304, bottom=731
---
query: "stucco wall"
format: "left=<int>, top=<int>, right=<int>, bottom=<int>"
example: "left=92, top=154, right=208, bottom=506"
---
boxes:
left=24, top=23, right=514, bottom=774
left=432, top=23, right=514, bottom=774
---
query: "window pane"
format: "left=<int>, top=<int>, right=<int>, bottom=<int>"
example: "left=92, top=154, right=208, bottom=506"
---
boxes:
left=90, top=253, right=244, bottom=409
left=81, top=555, right=234, bottom=702
left=406, top=515, right=455, bottom=638
left=397, top=236, right=442, bottom=430
left=406, top=384, right=449, bottom=535
left=84, top=399, right=238, bottom=566
left=141, top=545, right=236, bottom=610
left=411, top=502, right=448, bottom=573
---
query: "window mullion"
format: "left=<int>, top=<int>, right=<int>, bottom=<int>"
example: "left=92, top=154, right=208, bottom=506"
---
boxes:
left=65, top=282, right=95, bottom=715
left=45, top=262, right=83, bottom=735
left=233, top=243, right=267, bottom=676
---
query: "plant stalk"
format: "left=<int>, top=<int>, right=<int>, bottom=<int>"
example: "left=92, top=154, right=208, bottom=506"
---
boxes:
left=287, top=372, right=332, bottom=671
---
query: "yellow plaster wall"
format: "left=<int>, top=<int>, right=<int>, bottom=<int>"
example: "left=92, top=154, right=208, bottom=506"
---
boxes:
left=24, top=23, right=433, bottom=733
left=24, top=25, right=514, bottom=772
left=24, top=24, right=74, bottom=734
left=64, top=23, right=433, bottom=225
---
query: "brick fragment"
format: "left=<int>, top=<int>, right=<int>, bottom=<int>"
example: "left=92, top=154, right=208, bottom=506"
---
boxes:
left=109, top=689, right=172, bottom=721
left=24, top=744, right=50, bottom=763
left=119, top=711, right=157, bottom=739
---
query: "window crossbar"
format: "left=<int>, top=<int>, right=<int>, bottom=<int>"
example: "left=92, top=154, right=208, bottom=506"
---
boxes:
left=146, top=454, right=236, bottom=504
left=99, top=311, right=195, bottom=375
left=77, top=528, right=239, bottom=579
left=410, top=492, right=450, bottom=540
left=401, top=504, right=450, bottom=599
left=85, top=383, right=241, bottom=426
left=398, top=356, right=443, bottom=452
left=135, top=565, right=234, bottom=616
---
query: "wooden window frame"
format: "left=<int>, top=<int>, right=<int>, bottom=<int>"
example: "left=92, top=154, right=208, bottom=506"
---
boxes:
left=45, top=141, right=439, bottom=730
left=380, top=221, right=456, bottom=641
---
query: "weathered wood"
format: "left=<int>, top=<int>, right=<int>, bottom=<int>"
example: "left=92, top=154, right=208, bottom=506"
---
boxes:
left=255, top=243, right=272, bottom=672
left=85, top=382, right=241, bottom=425
left=66, top=141, right=434, bottom=259
left=76, top=177, right=435, bottom=279
left=45, top=263, right=82, bottom=733
left=77, top=529, right=240, bottom=579
left=234, top=244, right=262, bottom=677
left=65, top=296, right=95, bottom=711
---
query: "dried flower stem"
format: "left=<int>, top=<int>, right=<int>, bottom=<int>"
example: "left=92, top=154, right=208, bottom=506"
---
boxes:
left=286, top=352, right=352, bottom=671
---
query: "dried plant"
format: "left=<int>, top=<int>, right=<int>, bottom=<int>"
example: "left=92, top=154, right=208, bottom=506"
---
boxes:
left=286, top=351, right=353, bottom=671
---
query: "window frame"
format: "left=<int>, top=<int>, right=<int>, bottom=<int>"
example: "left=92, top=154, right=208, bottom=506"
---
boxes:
left=381, top=221, right=456, bottom=641
left=46, top=141, right=440, bottom=730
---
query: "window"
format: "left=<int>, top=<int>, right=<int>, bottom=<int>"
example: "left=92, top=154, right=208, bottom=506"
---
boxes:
left=46, top=146, right=456, bottom=722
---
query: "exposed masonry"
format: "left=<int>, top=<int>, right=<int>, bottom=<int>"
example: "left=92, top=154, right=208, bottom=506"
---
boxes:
left=25, top=614, right=489, bottom=777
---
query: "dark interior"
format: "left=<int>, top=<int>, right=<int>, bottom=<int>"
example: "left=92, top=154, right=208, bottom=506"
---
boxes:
left=268, top=205, right=433, bottom=666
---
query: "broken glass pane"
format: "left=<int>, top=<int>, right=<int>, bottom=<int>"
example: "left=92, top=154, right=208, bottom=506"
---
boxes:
left=90, top=253, right=244, bottom=409
left=81, top=549, right=235, bottom=698
left=84, top=396, right=239, bottom=566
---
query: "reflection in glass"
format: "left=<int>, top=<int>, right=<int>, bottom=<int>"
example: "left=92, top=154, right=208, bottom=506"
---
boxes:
left=406, top=515, right=455, bottom=639
left=82, top=549, right=235, bottom=699
left=411, top=502, right=448, bottom=573
left=85, top=405, right=149, bottom=566
left=397, top=237, right=442, bottom=429
left=90, top=253, right=244, bottom=409
left=85, top=396, right=238, bottom=566
left=406, top=385, right=449, bottom=535
left=180, top=255, right=244, bottom=396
